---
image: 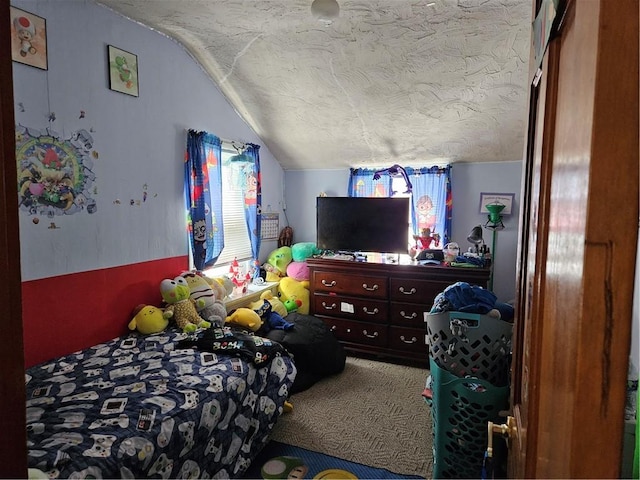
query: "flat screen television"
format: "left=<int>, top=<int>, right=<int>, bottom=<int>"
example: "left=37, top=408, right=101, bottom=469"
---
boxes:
left=316, top=196, right=410, bottom=254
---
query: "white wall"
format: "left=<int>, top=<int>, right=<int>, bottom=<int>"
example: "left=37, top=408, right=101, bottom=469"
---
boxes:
left=284, top=161, right=522, bottom=303
left=12, top=0, right=285, bottom=281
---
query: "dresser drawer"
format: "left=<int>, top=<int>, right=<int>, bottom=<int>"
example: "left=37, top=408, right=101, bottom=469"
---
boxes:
left=313, top=294, right=388, bottom=324
left=388, top=326, right=427, bottom=354
left=312, top=270, right=388, bottom=299
left=389, top=302, right=427, bottom=328
left=389, top=277, right=450, bottom=305
left=323, top=318, right=388, bottom=347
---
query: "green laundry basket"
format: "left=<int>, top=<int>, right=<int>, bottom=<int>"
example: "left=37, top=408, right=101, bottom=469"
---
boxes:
left=429, top=358, right=510, bottom=479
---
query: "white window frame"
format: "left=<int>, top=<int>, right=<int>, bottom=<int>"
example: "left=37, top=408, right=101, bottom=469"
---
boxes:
left=391, top=176, right=414, bottom=254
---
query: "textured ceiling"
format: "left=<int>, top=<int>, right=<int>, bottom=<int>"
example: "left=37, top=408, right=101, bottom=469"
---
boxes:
left=97, top=0, right=533, bottom=170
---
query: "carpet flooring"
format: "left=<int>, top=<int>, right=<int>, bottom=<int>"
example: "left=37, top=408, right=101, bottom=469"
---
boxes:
left=242, top=440, right=424, bottom=479
left=268, top=355, right=433, bottom=479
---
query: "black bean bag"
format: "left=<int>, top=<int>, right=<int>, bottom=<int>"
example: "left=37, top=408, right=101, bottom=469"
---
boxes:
left=260, top=312, right=346, bottom=394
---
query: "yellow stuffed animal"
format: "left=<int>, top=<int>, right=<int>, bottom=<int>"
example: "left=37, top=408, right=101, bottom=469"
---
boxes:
left=226, top=308, right=262, bottom=331
left=277, top=277, right=310, bottom=315
left=128, top=304, right=169, bottom=335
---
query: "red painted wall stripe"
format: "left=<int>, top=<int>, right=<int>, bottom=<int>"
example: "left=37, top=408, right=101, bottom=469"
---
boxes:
left=22, top=256, right=188, bottom=367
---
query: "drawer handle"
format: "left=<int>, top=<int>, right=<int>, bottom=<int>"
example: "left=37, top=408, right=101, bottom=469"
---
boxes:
left=400, top=311, right=417, bottom=319
left=400, top=335, right=418, bottom=344
left=321, top=279, right=337, bottom=287
left=362, top=330, right=379, bottom=338
left=362, top=307, right=379, bottom=315
left=330, top=325, right=337, bottom=331
left=362, top=283, right=379, bottom=291
left=398, top=286, right=417, bottom=295
left=321, top=302, right=337, bottom=310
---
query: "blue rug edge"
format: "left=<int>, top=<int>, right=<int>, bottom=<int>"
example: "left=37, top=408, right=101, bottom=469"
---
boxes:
left=242, top=440, right=425, bottom=479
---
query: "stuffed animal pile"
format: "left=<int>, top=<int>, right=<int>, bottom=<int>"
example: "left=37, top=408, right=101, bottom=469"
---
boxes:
left=160, top=276, right=212, bottom=333
left=248, top=291, right=294, bottom=333
left=181, top=271, right=227, bottom=328
left=259, top=242, right=320, bottom=315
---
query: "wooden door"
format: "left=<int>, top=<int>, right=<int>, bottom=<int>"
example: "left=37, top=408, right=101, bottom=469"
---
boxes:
left=0, top=0, right=28, bottom=477
left=509, top=0, right=638, bottom=477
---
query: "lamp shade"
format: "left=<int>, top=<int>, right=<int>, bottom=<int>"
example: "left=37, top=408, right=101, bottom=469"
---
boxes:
left=484, top=202, right=505, bottom=230
left=467, top=225, right=484, bottom=245
left=486, top=203, right=506, bottom=223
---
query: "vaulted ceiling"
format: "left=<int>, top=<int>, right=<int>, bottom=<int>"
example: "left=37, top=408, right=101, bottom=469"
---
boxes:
left=97, top=0, right=533, bottom=170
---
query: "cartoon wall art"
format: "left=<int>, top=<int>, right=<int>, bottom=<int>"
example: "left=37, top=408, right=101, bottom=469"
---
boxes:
left=16, top=125, right=98, bottom=220
left=10, top=6, right=48, bottom=70
left=108, top=45, right=139, bottom=97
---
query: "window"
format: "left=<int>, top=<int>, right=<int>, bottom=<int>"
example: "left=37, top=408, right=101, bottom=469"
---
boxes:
left=214, top=149, right=253, bottom=265
left=196, top=148, right=252, bottom=277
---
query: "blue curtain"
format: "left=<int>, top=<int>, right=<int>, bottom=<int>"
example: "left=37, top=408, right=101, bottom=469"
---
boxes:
left=406, top=166, right=452, bottom=246
left=242, top=143, right=262, bottom=279
left=184, top=130, right=223, bottom=270
left=348, top=168, right=392, bottom=197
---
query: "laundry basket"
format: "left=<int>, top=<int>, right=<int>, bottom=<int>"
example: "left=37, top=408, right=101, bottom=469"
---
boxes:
left=426, top=311, right=513, bottom=387
left=429, top=358, right=510, bottom=479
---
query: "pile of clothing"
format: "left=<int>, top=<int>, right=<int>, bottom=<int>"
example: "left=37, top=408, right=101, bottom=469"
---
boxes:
left=430, top=281, right=514, bottom=321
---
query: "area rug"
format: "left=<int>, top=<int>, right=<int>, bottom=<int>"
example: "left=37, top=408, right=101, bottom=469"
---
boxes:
left=242, top=441, right=425, bottom=479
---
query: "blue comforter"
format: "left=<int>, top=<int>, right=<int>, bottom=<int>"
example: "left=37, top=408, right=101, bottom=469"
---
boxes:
left=25, top=326, right=296, bottom=478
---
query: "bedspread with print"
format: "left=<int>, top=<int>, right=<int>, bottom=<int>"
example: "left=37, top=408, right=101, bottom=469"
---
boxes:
left=25, top=327, right=297, bottom=478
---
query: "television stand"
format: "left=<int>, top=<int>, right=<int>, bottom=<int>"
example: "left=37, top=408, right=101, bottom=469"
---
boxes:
left=307, top=257, right=490, bottom=365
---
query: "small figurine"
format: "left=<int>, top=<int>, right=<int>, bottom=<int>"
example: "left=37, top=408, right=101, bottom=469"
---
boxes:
left=413, top=227, right=441, bottom=250
left=229, top=258, right=250, bottom=296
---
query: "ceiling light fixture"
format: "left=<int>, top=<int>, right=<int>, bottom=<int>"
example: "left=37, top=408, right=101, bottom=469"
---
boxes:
left=311, top=0, right=340, bottom=23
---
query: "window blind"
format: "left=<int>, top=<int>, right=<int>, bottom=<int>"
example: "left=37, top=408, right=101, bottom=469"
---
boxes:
left=214, top=150, right=252, bottom=265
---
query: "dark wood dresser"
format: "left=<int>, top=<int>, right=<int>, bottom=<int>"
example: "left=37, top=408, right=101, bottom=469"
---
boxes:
left=307, top=257, right=490, bottom=365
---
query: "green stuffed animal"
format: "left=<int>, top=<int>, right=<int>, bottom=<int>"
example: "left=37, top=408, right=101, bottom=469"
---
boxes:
left=267, top=246, right=293, bottom=276
left=291, top=242, right=320, bottom=262
left=128, top=304, right=169, bottom=335
left=160, top=276, right=211, bottom=333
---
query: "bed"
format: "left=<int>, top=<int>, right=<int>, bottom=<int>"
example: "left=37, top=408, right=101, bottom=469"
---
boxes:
left=25, top=325, right=297, bottom=478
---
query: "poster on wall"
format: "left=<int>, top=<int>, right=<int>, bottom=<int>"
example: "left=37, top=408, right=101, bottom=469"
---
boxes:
left=108, top=45, right=139, bottom=97
left=15, top=126, right=98, bottom=222
left=10, top=6, right=48, bottom=70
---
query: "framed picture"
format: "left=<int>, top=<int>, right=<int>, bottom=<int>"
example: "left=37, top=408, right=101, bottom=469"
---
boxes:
left=107, top=45, right=139, bottom=97
left=479, top=192, right=515, bottom=215
left=10, top=6, right=48, bottom=70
